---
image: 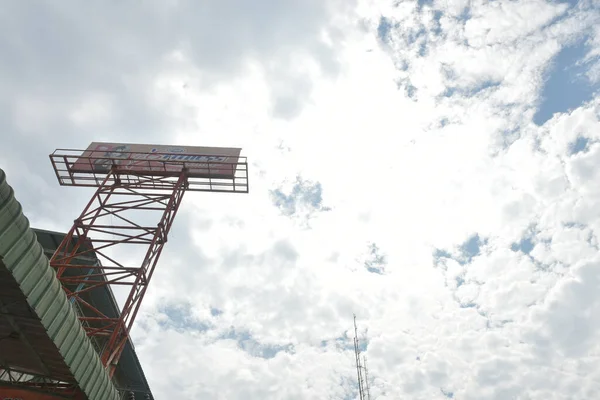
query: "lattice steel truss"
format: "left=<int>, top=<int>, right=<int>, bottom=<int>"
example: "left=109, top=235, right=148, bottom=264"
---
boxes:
left=49, top=148, right=248, bottom=377
left=353, top=315, right=371, bottom=400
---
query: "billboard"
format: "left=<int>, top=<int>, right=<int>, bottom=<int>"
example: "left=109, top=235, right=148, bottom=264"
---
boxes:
left=72, top=142, right=242, bottom=179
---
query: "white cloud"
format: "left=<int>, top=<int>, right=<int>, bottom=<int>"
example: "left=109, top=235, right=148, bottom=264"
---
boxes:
left=3, top=0, right=600, bottom=399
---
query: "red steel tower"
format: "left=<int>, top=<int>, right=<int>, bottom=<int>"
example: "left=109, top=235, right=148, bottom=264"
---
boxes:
left=49, top=142, right=248, bottom=377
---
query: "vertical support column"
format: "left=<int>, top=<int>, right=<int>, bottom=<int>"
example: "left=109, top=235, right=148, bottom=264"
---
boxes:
left=49, top=170, right=188, bottom=376
left=103, top=172, right=187, bottom=377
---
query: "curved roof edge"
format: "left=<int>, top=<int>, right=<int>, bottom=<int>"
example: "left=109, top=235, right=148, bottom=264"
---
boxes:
left=0, top=168, right=120, bottom=400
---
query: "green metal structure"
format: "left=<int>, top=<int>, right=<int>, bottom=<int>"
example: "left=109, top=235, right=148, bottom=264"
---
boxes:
left=0, top=168, right=120, bottom=399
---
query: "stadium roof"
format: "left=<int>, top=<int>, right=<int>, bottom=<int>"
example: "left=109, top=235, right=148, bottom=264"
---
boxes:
left=1, top=168, right=152, bottom=399
left=0, top=168, right=119, bottom=400
left=33, top=228, right=153, bottom=398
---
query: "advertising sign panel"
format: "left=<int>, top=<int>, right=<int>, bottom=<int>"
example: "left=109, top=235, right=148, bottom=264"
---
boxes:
left=72, top=142, right=241, bottom=178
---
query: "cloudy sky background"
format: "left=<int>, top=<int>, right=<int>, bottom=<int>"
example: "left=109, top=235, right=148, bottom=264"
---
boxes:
left=2, top=0, right=600, bottom=399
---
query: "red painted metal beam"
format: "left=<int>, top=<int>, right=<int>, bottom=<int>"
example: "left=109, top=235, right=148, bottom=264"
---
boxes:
left=49, top=169, right=187, bottom=378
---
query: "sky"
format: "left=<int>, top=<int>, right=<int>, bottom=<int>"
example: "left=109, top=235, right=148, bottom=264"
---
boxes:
left=1, top=0, right=600, bottom=399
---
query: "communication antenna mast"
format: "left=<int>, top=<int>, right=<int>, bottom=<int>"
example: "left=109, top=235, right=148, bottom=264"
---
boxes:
left=353, top=315, right=372, bottom=400
left=363, top=355, right=372, bottom=400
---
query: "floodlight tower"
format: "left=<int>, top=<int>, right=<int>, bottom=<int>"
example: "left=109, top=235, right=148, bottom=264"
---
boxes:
left=49, top=142, right=248, bottom=377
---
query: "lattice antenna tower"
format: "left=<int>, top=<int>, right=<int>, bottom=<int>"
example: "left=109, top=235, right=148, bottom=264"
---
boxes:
left=353, top=314, right=372, bottom=400
left=363, top=355, right=372, bottom=400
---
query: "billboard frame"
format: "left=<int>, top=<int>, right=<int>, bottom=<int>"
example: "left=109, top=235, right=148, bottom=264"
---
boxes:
left=48, top=144, right=248, bottom=376
left=50, top=147, right=248, bottom=193
left=71, top=142, right=242, bottom=180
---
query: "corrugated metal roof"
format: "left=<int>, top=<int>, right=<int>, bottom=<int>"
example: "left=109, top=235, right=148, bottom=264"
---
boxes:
left=0, top=256, right=74, bottom=381
left=34, top=228, right=154, bottom=399
left=0, top=168, right=120, bottom=400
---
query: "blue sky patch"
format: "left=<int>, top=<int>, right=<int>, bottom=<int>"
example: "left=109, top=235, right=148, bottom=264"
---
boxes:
left=221, top=328, right=294, bottom=359
left=456, top=6, right=472, bottom=23
left=271, top=176, right=330, bottom=217
left=402, top=80, right=417, bottom=98
left=434, top=248, right=452, bottom=259
left=322, top=334, right=363, bottom=352
left=460, top=234, right=486, bottom=263
left=365, top=242, right=387, bottom=274
left=406, top=28, right=426, bottom=46
left=443, top=80, right=501, bottom=98
left=534, top=36, right=599, bottom=125
left=570, top=136, right=589, bottom=154
left=158, top=302, right=211, bottom=332
left=377, top=16, right=393, bottom=44
left=511, top=237, right=534, bottom=254
left=431, top=10, right=443, bottom=36
left=434, top=235, right=485, bottom=267
left=433, top=248, right=452, bottom=267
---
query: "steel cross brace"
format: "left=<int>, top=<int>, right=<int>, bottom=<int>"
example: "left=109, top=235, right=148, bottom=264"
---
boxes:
left=50, top=169, right=187, bottom=377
